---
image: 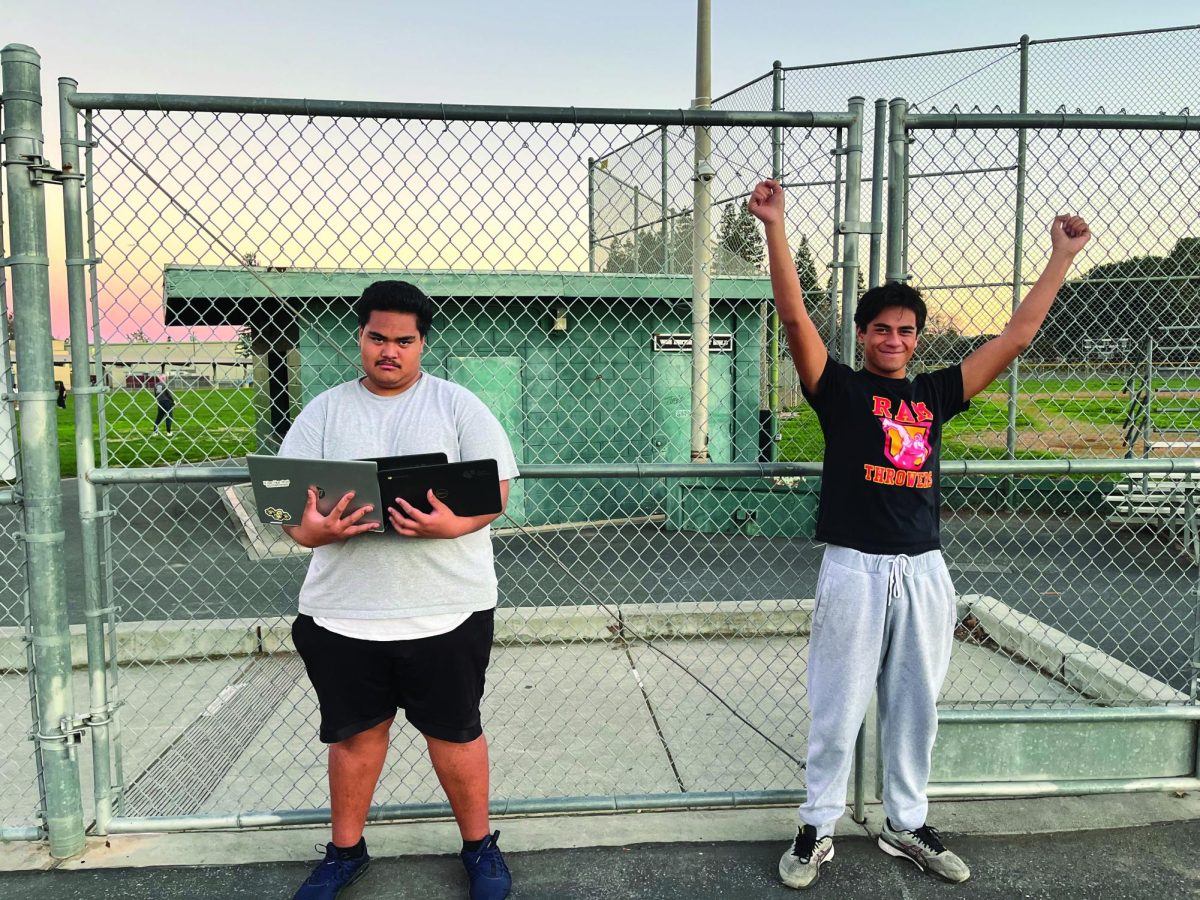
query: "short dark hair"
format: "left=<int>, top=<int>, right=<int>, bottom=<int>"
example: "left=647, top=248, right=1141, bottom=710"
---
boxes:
left=853, top=281, right=927, bottom=333
left=354, top=280, right=434, bottom=336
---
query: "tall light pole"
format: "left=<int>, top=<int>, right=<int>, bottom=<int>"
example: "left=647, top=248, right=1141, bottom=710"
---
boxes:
left=690, top=0, right=713, bottom=462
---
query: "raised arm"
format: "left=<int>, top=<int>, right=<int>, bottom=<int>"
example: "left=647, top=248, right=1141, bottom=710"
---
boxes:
left=960, top=215, right=1091, bottom=400
left=747, top=180, right=828, bottom=395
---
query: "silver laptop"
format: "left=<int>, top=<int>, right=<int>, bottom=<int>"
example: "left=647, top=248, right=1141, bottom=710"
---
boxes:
left=246, top=455, right=385, bottom=531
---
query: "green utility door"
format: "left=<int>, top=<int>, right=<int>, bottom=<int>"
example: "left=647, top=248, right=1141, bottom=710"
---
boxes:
left=651, top=353, right=733, bottom=463
left=447, top=356, right=525, bottom=524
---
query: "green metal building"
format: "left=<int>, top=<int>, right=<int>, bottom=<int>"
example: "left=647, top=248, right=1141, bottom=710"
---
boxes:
left=164, top=268, right=814, bottom=530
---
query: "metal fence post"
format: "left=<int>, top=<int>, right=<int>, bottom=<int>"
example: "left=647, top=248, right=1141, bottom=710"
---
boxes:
left=767, top=60, right=783, bottom=444
left=868, top=99, right=887, bottom=290
left=83, top=107, right=125, bottom=806
left=828, top=128, right=843, bottom=352
left=632, top=186, right=641, bottom=272
left=660, top=127, right=670, bottom=272
left=839, top=98, right=865, bottom=364
left=0, top=63, right=49, bottom=845
left=885, top=99, right=908, bottom=282
left=587, top=157, right=596, bottom=272
left=0, top=105, right=17, bottom=485
left=1, top=43, right=85, bottom=858
left=852, top=97, right=888, bottom=824
left=1006, top=35, right=1030, bottom=464
left=839, top=95, right=867, bottom=823
left=880, top=97, right=906, bottom=804
left=59, top=76, right=115, bottom=835
left=690, top=0, right=713, bottom=463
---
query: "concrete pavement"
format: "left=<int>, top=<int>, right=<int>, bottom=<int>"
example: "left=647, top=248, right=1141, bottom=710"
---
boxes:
left=1, top=794, right=1198, bottom=898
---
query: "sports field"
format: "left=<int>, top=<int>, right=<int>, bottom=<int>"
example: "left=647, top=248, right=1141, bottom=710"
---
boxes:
left=53, top=386, right=258, bottom=477
left=782, top=373, right=1200, bottom=462
left=40, top=375, right=1200, bottom=477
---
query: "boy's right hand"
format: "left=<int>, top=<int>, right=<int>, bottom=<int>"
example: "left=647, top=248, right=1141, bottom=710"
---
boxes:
left=284, top=487, right=378, bottom=548
left=747, top=179, right=784, bottom=227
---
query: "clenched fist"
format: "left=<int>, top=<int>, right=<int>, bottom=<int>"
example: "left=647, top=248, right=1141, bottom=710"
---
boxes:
left=1050, top=215, right=1091, bottom=255
left=747, top=179, right=785, bottom=228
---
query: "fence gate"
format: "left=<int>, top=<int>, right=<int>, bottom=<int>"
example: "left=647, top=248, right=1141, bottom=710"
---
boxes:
left=889, top=100, right=1200, bottom=796
left=51, top=70, right=870, bottom=839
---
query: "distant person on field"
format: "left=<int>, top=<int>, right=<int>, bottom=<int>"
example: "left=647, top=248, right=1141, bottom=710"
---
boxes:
left=748, top=178, right=1090, bottom=890
left=151, top=377, right=174, bottom=435
left=55, top=380, right=66, bottom=410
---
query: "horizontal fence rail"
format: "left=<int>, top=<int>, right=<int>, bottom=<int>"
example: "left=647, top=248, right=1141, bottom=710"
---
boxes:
left=80, top=457, right=1200, bottom=485
left=68, top=93, right=855, bottom=128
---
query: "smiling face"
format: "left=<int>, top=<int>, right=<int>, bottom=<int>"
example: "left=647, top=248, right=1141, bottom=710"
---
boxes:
left=857, top=306, right=919, bottom=378
left=359, top=310, right=425, bottom=396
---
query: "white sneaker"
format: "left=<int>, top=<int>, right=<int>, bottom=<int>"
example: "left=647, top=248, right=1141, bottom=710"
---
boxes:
left=878, top=818, right=970, bottom=883
left=778, top=824, right=834, bottom=889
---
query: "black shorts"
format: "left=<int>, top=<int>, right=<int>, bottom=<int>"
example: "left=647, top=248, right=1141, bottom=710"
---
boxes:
left=291, top=609, right=495, bottom=745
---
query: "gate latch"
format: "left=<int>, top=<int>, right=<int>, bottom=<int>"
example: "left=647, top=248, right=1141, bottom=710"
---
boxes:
left=33, top=716, right=87, bottom=762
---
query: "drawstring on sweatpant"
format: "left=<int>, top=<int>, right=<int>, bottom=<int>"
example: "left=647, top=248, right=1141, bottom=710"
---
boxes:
left=887, top=554, right=912, bottom=607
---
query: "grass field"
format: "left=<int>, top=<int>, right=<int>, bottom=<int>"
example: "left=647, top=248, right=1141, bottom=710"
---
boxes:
left=779, top=403, right=1066, bottom=463
left=28, top=376, right=1200, bottom=478
left=53, top=387, right=258, bottom=477
left=779, top=374, right=1200, bottom=462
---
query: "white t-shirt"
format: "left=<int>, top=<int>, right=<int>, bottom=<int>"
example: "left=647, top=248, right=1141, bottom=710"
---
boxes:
left=279, top=373, right=519, bottom=636
left=313, top=610, right=471, bottom=640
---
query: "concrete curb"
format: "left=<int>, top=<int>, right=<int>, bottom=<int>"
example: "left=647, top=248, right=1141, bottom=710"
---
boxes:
left=4, top=791, right=1200, bottom=871
left=0, top=600, right=817, bottom=671
left=0, top=594, right=1184, bottom=713
left=960, top=593, right=1190, bottom=705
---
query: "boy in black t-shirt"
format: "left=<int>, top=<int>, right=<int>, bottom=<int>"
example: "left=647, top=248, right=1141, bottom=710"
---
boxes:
left=748, top=179, right=1090, bottom=890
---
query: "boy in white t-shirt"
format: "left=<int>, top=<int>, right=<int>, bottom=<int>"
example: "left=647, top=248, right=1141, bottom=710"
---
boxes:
left=282, top=280, right=519, bottom=900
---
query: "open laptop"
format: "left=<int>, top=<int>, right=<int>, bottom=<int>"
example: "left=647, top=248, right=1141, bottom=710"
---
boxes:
left=380, top=458, right=502, bottom=518
left=246, top=455, right=385, bottom=531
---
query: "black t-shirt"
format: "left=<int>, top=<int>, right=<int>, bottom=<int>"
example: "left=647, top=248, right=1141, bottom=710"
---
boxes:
left=802, top=359, right=969, bottom=554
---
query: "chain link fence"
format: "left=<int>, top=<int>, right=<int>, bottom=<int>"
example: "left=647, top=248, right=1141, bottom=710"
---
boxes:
left=0, top=184, right=44, bottom=834
left=905, top=113, right=1199, bottom=713
left=598, top=26, right=1200, bottom=411
left=1, top=31, right=1197, bottom=844
left=69, top=105, right=844, bottom=823
left=582, top=27, right=1200, bottom=734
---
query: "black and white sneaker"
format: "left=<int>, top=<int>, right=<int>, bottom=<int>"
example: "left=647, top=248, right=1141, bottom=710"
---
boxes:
left=878, top=818, right=970, bottom=883
left=778, top=823, right=834, bottom=889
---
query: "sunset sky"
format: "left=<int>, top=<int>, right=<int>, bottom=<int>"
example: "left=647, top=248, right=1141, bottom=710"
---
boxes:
left=2, top=2, right=1196, bottom=341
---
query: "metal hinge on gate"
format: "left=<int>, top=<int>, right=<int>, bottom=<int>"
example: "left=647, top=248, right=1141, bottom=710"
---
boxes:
left=80, top=704, right=116, bottom=729
left=3, top=154, right=65, bottom=186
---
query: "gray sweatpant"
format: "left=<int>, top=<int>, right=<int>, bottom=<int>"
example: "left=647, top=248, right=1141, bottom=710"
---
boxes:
left=798, top=544, right=957, bottom=837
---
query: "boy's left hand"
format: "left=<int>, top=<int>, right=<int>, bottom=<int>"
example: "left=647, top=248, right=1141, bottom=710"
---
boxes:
left=389, top=490, right=464, bottom=538
left=1050, top=215, right=1091, bottom=255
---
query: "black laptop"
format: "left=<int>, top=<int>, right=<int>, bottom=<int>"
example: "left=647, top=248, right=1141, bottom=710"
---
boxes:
left=380, top=458, right=502, bottom=517
left=359, top=452, right=448, bottom=502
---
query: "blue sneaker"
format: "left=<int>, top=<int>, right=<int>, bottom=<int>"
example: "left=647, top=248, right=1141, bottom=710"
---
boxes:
left=293, top=841, right=371, bottom=899
left=461, top=830, right=512, bottom=900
